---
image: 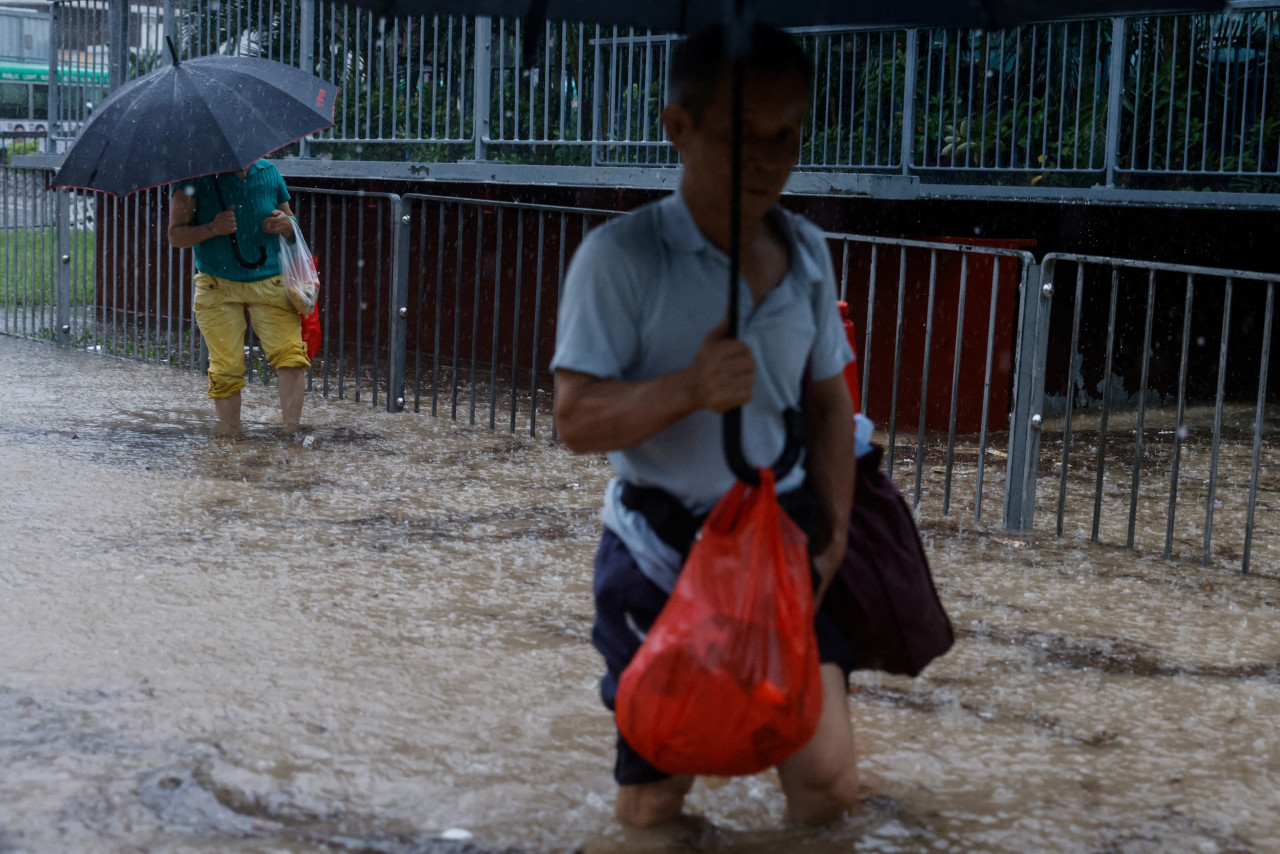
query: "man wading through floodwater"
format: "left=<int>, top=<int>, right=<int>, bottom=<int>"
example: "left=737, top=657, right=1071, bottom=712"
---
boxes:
left=167, top=160, right=307, bottom=437
left=553, top=24, right=861, bottom=827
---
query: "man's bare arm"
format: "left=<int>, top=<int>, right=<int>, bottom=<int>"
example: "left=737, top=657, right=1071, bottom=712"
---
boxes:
left=167, top=189, right=236, bottom=248
left=555, top=317, right=755, bottom=454
left=805, top=373, right=856, bottom=600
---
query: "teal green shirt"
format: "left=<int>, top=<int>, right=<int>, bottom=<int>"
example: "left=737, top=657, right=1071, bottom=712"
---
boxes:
left=179, top=160, right=291, bottom=282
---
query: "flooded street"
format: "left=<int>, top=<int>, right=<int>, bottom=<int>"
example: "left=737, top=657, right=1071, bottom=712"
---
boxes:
left=2, top=333, right=1279, bottom=854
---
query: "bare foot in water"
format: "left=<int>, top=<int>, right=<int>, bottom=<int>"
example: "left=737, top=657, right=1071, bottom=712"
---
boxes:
left=212, top=421, right=243, bottom=439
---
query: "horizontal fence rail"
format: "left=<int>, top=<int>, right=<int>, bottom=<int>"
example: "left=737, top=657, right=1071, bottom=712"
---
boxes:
left=1034, top=254, right=1278, bottom=572
left=31, top=1, right=1280, bottom=194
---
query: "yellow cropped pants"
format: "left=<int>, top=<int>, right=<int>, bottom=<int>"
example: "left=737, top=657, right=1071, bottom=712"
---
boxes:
left=192, top=272, right=310, bottom=399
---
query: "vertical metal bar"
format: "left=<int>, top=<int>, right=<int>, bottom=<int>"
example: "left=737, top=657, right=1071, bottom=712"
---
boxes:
left=1165, top=278, right=1194, bottom=558
left=865, top=241, right=875, bottom=414
left=529, top=211, right=545, bottom=437
left=300, top=0, right=315, bottom=157
left=451, top=204, right=463, bottom=419
left=474, top=16, right=491, bottom=159
left=1126, top=269, right=1158, bottom=549
left=47, top=3, right=59, bottom=138
left=432, top=201, right=446, bottom=415
left=1090, top=267, right=1120, bottom=543
left=886, top=246, right=908, bottom=472
left=510, top=212, right=524, bottom=433
left=1104, top=17, right=1126, bottom=186
left=489, top=209, right=502, bottom=430
left=108, top=0, right=129, bottom=92
left=974, top=256, right=1000, bottom=522
left=1146, top=18, right=1160, bottom=171
left=1004, top=256, right=1049, bottom=532
left=900, top=29, right=918, bottom=175
left=942, top=253, right=968, bottom=516
left=1055, top=266, right=1083, bottom=537
left=469, top=205, right=483, bottom=425
left=1202, top=279, right=1233, bottom=566
left=1242, top=282, right=1274, bottom=574
left=322, top=195, right=333, bottom=397
left=591, top=25, right=602, bottom=165
left=55, top=188, right=70, bottom=346
left=388, top=196, right=409, bottom=412
left=413, top=202, right=427, bottom=410
left=551, top=213, right=567, bottom=442
left=913, top=250, right=939, bottom=509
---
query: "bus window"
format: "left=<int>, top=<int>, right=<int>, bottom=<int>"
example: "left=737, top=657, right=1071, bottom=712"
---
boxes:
left=0, top=83, right=28, bottom=120
left=32, top=83, right=47, bottom=118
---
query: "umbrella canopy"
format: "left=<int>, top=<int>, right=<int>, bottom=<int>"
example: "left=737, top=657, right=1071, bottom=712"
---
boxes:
left=52, top=47, right=338, bottom=197
left=350, top=0, right=1226, bottom=31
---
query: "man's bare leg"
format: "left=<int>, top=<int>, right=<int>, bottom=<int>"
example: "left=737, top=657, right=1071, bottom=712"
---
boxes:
left=777, top=664, right=861, bottom=825
left=615, top=774, right=695, bottom=828
left=213, top=392, right=242, bottom=437
left=277, top=367, right=305, bottom=431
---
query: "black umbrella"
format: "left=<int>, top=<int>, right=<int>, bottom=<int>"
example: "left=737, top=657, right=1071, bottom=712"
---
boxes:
left=344, top=0, right=1225, bottom=482
left=53, top=39, right=338, bottom=198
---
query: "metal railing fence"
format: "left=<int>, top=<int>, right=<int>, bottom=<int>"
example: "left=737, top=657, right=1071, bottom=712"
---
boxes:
left=1025, top=254, right=1279, bottom=572
left=397, top=194, right=615, bottom=435
left=825, top=233, right=1040, bottom=525
left=38, top=0, right=1280, bottom=192
left=5, top=165, right=1276, bottom=572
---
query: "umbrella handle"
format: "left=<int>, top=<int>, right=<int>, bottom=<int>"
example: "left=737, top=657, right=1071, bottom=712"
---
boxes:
left=720, top=33, right=803, bottom=488
left=212, top=174, right=267, bottom=270
left=724, top=406, right=805, bottom=486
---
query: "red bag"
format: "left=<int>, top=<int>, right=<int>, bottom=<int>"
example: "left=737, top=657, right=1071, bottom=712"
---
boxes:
left=299, top=256, right=321, bottom=360
left=616, top=468, right=823, bottom=777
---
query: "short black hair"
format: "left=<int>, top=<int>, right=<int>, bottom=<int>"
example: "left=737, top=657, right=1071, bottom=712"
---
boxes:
left=668, top=23, right=811, bottom=123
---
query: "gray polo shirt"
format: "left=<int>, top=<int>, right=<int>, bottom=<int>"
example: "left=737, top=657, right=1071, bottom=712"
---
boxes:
left=551, top=191, right=852, bottom=591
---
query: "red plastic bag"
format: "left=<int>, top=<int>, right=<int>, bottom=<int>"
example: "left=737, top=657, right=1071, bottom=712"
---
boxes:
left=616, top=468, right=823, bottom=777
left=299, top=256, right=321, bottom=360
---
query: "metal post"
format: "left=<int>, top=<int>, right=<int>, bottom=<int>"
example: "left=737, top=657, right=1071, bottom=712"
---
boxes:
left=47, top=2, right=60, bottom=151
left=162, top=0, right=175, bottom=64
left=591, top=27, right=602, bottom=166
left=388, top=197, right=411, bottom=412
left=299, top=0, right=315, bottom=157
left=109, top=0, right=131, bottom=93
left=55, top=188, right=72, bottom=347
left=1103, top=16, right=1127, bottom=188
left=900, top=28, right=919, bottom=176
left=1003, top=260, right=1049, bottom=531
left=473, top=16, right=492, bottom=161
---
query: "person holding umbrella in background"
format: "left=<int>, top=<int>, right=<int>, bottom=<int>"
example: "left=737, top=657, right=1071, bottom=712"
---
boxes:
left=167, top=162, right=308, bottom=437
left=52, top=39, right=337, bottom=437
left=553, top=23, right=860, bottom=829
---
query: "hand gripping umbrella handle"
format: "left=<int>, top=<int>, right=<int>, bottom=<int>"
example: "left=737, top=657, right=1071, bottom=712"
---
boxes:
left=212, top=174, right=267, bottom=270
left=721, top=34, right=802, bottom=488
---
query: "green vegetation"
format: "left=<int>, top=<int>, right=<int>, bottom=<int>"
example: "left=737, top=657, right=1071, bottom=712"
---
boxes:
left=0, top=228, right=96, bottom=307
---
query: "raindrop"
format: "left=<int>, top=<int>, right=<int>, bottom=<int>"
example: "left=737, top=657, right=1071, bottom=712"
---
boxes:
left=1196, top=336, right=1206, bottom=347
left=441, top=828, right=473, bottom=841
left=357, top=259, right=366, bottom=269
left=360, top=301, right=368, bottom=310
left=1177, top=426, right=1189, bottom=440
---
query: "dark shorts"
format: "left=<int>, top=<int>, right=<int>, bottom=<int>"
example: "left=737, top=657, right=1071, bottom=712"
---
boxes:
left=591, top=527, right=854, bottom=785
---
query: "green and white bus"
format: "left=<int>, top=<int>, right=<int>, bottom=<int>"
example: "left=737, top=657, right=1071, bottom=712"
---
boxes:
left=1, top=59, right=107, bottom=149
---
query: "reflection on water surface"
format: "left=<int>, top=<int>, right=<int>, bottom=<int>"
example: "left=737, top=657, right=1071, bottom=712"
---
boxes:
left=1, top=335, right=1277, bottom=854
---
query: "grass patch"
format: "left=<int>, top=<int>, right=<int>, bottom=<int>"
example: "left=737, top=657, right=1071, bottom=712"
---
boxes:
left=0, top=228, right=95, bottom=307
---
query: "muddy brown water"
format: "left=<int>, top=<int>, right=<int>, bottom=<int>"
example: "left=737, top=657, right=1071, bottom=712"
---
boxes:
left=1, top=334, right=1278, bottom=854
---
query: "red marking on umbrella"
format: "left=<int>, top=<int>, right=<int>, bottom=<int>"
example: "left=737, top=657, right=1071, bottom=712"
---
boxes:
left=316, top=89, right=327, bottom=108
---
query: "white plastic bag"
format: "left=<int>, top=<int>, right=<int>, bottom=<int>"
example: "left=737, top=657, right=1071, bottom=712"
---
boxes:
left=279, top=218, right=318, bottom=315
